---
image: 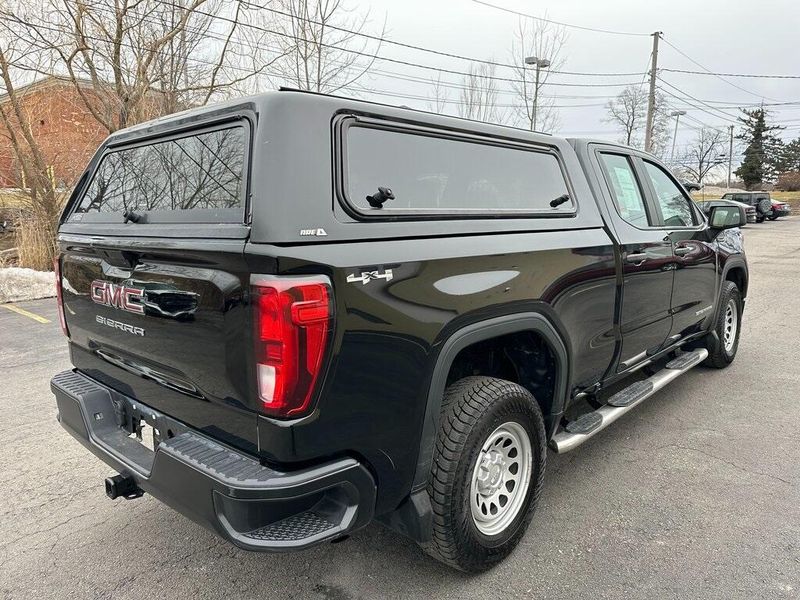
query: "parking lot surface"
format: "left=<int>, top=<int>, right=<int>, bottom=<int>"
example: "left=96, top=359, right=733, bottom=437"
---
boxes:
left=1, top=219, right=798, bottom=599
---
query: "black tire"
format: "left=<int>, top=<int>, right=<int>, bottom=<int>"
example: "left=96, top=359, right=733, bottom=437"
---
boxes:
left=756, top=215, right=765, bottom=223
left=420, top=376, right=546, bottom=572
left=704, top=281, right=742, bottom=368
left=769, top=214, right=778, bottom=221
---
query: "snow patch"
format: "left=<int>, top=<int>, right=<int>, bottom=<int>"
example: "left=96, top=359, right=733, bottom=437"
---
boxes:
left=0, top=267, right=56, bottom=303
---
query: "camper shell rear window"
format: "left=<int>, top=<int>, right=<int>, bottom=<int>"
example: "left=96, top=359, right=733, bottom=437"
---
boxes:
left=69, top=122, right=248, bottom=224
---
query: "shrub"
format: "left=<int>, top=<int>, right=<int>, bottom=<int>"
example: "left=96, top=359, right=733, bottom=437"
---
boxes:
left=14, top=209, right=59, bottom=271
left=776, top=171, right=800, bottom=192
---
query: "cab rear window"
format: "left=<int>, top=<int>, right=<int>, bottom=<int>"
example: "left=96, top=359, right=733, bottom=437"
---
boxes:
left=342, top=122, right=573, bottom=217
left=70, top=125, right=246, bottom=224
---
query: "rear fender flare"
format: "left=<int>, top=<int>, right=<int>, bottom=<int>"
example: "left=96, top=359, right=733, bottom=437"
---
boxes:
left=411, top=312, right=571, bottom=491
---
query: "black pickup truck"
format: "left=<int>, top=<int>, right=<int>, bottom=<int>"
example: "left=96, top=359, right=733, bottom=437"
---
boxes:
left=51, top=90, right=748, bottom=572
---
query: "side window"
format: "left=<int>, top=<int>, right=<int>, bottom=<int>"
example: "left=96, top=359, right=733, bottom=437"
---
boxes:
left=343, top=124, right=573, bottom=215
left=598, top=153, right=650, bottom=227
left=643, top=161, right=697, bottom=227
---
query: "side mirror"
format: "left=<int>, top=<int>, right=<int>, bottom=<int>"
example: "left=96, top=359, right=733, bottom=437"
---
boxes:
left=708, top=205, right=746, bottom=230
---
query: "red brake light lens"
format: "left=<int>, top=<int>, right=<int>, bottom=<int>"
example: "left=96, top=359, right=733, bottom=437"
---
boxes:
left=252, top=276, right=332, bottom=418
left=53, top=255, right=69, bottom=337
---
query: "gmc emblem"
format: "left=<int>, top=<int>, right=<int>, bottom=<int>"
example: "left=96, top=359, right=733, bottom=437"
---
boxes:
left=90, top=280, right=145, bottom=315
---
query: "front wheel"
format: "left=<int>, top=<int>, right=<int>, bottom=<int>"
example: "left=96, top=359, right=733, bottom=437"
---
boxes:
left=769, top=214, right=778, bottom=221
left=421, top=376, right=546, bottom=572
left=704, top=281, right=742, bottom=368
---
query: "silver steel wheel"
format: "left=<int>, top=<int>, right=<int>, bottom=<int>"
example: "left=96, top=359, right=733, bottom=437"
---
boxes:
left=723, top=298, right=738, bottom=353
left=469, top=421, right=532, bottom=536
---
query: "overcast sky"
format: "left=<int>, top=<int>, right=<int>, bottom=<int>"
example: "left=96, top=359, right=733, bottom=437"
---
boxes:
left=352, top=0, right=800, bottom=164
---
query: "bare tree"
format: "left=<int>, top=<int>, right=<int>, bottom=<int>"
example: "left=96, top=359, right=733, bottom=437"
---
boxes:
left=0, top=41, right=62, bottom=268
left=427, top=73, right=449, bottom=114
left=265, top=0, right=385, bottom=94
left=508, top=17, right=567, bottom=133
left=648, top=93, right=672, bottom=160
left=0, top=0, right=280, bottom=268
left=605, top=84, right=670, bottom=155
left=678, top=127, right=726, bottom=183
left=458, top=62, right=502, bottom=124
left=1, top=0, right=271, bottom=134
left=605, top=85, right=647, bottom=146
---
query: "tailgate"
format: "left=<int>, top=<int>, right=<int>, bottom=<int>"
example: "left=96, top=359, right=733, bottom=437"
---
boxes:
left=60, top=237, right=258, bottom=452
left=57, top=114, right=261, bottom=452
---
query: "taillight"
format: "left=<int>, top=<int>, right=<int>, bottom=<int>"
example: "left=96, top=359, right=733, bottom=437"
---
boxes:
left=53, top=255, right=69, bottom=337
left=252, top=275, right=332, bottom=418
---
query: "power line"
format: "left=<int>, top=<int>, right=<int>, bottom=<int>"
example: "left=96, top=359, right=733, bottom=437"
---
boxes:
left=469, top=0, right=651, bottom=37
left=659, top=37, right=784, bottom=103
left=662, top=67, right=800, bottom=80
left=0, top=9, right=640, bottom=100
left=657, top=77, right=741, bottom=123
left=78, top=0, right=648, bottom=89
left=349, top=83, right=609, bottom=109
left=239, top=0, right=647, bottom=77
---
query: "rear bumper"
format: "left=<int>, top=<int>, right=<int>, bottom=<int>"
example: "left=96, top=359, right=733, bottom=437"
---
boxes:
left=51, top=370, right=376, bottom=551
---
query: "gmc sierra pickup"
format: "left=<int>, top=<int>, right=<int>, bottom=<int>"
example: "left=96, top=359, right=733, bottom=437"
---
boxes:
left=51, top=89, right=748, bottom=572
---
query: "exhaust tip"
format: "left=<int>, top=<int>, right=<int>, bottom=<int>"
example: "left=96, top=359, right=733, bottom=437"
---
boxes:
left=105, top=473, right=143, bottom=500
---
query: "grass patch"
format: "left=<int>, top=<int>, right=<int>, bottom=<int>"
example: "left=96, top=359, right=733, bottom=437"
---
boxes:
left=0, top=190, right=28, bottom=208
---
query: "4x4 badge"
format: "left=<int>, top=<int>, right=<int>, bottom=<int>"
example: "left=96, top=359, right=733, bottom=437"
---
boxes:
left=347, top=269, right=393, bottom=285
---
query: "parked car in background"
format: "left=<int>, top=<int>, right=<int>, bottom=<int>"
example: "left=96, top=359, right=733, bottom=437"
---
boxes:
left=722, top=192, right=774, bottom=222
left=769, top=199, right=791, bottom=220
left=682, top=181, right=702, bottom=192
left=696, top=199, right=757, bottom=224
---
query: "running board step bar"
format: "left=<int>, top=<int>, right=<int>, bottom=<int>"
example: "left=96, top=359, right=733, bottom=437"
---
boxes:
left=550, top=348, right=708, bottom=453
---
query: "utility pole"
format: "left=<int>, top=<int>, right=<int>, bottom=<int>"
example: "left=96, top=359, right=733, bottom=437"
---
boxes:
left=727, top=124, right=734, bottom=189
left=644, top=31, right=661, bottom=153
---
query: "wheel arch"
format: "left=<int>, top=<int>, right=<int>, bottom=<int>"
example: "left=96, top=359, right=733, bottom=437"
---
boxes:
left=722, top=260, right=748, bottom=299
left=411, top=312, right=571, bottom=492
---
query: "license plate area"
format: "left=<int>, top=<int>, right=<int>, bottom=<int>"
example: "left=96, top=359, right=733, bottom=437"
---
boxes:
left=119, top=399, right=188, bottom=458
left=130, top=420, right=156, bottom=453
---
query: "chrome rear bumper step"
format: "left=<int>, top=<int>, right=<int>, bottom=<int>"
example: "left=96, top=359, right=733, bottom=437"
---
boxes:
left=550, top=348, right=708, bottom=453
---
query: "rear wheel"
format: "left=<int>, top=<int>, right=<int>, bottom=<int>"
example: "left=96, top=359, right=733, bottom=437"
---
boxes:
left=421, top=376, right=546, bottom=572
left=704, top=281, right=742, bottom=368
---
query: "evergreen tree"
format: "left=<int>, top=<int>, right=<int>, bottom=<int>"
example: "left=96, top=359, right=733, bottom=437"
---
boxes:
left=776, top=137, right=800, bottom=173
left=735, top=108, right=783, bottom=189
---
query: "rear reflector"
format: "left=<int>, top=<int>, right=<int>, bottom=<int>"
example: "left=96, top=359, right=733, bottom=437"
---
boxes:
left=252, top=275, right=332, bottom=418
left=54, top=255, right=69, bottom=337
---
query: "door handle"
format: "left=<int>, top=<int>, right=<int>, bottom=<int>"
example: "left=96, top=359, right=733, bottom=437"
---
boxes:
left=674, top=246, right=691, bottom=256
left=625, top=252, right=648, bottom=264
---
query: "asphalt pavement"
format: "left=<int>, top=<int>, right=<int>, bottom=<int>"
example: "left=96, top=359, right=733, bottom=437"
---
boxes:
left=1, top=219, right=798, bottom=599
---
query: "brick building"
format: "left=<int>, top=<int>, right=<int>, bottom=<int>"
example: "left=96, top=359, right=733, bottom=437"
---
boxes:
left=0, top=77, right=107, bottom=189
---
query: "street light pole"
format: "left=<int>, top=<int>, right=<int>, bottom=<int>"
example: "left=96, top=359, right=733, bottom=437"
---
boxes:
left=525, top=56, right=550, bottom=132
left=669, top=110, right=686, bottom=164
